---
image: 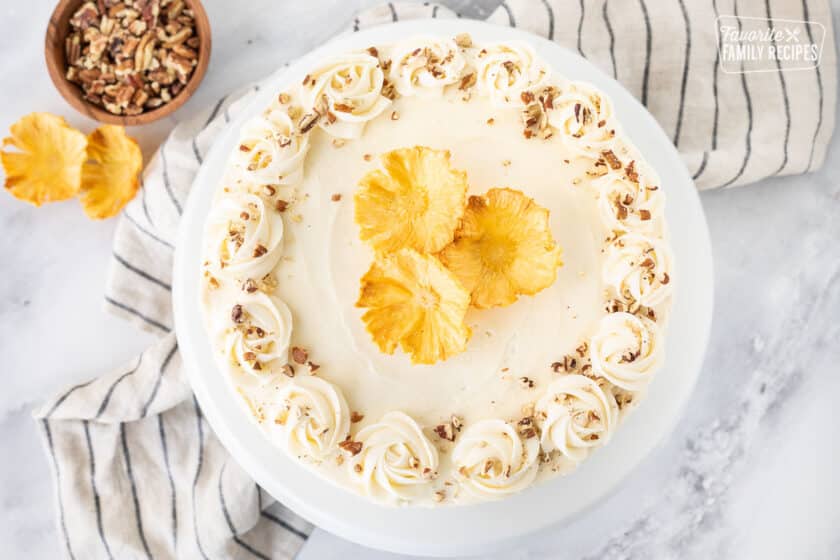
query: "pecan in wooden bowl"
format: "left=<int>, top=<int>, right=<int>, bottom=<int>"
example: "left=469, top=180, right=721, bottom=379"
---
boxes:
left=45, top=0, right=211, bottom=125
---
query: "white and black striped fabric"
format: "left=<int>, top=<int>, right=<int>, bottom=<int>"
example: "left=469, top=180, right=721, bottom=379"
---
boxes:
left=35, top=2, right=835, bottom=559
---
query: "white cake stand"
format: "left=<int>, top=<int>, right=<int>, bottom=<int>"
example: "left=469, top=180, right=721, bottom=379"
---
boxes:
left=172, top=18, right=713, bottom=557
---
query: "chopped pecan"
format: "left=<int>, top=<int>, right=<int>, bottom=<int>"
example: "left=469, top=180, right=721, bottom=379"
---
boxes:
left=298, top=112, right=319, bottom=133
left=453, top=32, right=472, bottom=48
left=434, top=423, right=455, bottom=442
left=458, top=72, right=476, bottom=91
left=291, top=346, right=308, bottom=364
left=338, top=440, right=363, bottom=456
left=601, top=150, right=622, bottom=170
left=65, top=0, right=199, bottom=116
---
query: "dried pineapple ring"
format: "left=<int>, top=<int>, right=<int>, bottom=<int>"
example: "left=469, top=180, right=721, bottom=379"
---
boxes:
left=355, top=146, right=467, bottom=254
left=80, top=125, right=143, bottom=219
left=1, top=113, right=87, bottom=206
left=439, top=188, right=563, bottom=309
left=357, top=248, right=472, bottom=365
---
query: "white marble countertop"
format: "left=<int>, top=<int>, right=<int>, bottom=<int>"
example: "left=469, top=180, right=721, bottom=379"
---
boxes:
left=1, top=1, right=838, bottom=558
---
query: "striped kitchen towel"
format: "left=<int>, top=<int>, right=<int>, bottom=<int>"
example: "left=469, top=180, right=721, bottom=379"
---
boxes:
left=34, top=1, right=835, bottom=559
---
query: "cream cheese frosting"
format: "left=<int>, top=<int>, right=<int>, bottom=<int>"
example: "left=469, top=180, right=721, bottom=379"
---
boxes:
left=536, top=375, right=619, bottom=463
left=452, top=419, right=540, bottom=498
left=348, top=411, right=440, bottom=501
left=389, top=37, right=467, bottom=97
left=271, top=375, right=350, bottom=460
left=200, top=34, right=675, bottom=506
left=590, top=312, right=664, bottom=392
left=475, top=42, right=549, bottom=106
left=300, top=52, right=391, bottom=139
left=218, top=291, right=292, bottom=380
left=232, top=108, right=309, bottom=185
left=206, top=191, right=285, bottom=282
left=547, top=81, right=617, bottom=158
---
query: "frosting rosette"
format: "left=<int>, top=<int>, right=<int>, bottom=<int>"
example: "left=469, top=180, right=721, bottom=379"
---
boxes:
left=389, top=37, right=467, bottom=97
left=548, top=81, right=617, bottom=158
left=206, top=191, right=284, bottom=282
left=452, top=419, right=539, bottom=498
left=536, top=375, right=619, bottom=462
left=603, top=232, right=673, bottom=308
left=347, top=411, right=439, bottom=501
left=590, top=312, right=664, bottom=392
left=475, top=43, right=548, bottom=106
left=232, top=108, right=309, bottom=185
left=300, top=52, right=391, bottom=139
left=220, top=291, right=292, bottom=379
left=594, top=162, right=664, bottom=233
left=272, top=376, right=350, bottom=460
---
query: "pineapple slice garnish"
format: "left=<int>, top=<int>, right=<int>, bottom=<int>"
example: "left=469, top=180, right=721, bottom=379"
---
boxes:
left=439, top=188, right=563, bottom=309
left=1, top=113, right=87, bottom=206
left=356, top=248, right=472, bottom=365
left=355, top=146, right=467, bottom=254
left=80, top=125, right=143, bottom=219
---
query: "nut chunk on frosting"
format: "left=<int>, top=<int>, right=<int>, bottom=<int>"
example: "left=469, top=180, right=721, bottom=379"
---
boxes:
left=589, top=312, right=663, bottom=392
left=475, top=43, right=548, bottom=107
left=219, top=291, right=293, bottom=379
left=206, top=191, right=285, bottom=282
left=548, top=82, right=617, bottom=158
left=452, top=419, right=539, bottom=498
left=603, top=232, right=673, bottom=308
left=347, top=411, right=439, bottom=501
left=300, top=52, right=391, bottom=139
left=272, top=376, right=350, bottom=460
left=232, top=108, right=309, bottom=185
left=536, top=375, right=619, bottom=463
left=389, top=37, right=467, bottom=97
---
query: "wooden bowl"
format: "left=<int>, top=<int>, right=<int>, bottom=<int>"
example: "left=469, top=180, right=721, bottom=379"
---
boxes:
left=45, top=0, right=211, bottom=126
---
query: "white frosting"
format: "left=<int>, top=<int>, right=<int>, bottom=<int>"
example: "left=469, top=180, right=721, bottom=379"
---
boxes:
left=475, top=42, right=548, bottom=106
left=594, top=163, right=665, bottom=233
left=347, top=411, right=439, bottom=501
left=218, top=291, right=292, bottom=380
left=537, top=375, right=619, bottom=463
left=590, top=312, right=664, bottom=392
left=232, top=108, right=309, bottom=185
left=200, top=36, right=675, bottom=506
left=452, top=419, right=539, bottom=498
left=206, top=191, right=285, bottom=282
left=548, top=82, right=617, bottom=158
left=300, top=52, right=391, bottom=139
left=271, top=376, right=350, bottom=460
left=389, top=37, right=467, bottom=97
left=603, top=232, right=673, bottom=308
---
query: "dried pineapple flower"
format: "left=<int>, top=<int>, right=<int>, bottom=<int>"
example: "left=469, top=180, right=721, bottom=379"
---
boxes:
left=357, top=248, right=472, bottom=365
left=80, top=125, right=143, bottom=219
left=439, top=188, right=563, bottom=309
left=355, top=146, right=467, bottom=253
left=1, top=113, right=87, bottom=206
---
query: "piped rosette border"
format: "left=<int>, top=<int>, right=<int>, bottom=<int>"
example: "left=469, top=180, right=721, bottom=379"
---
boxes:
left=199, top=33, right=674, bottom=505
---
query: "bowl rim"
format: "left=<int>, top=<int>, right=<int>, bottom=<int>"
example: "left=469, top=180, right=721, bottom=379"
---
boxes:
left=44, top=0, right=211, bottom=126
left=172, top=18, right=714, bottom=557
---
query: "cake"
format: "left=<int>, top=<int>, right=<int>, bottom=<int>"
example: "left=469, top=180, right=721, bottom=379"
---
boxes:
left=200, top=34, right=673, bottom=506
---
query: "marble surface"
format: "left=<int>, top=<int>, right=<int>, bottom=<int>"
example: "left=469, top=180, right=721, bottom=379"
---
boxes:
left=1, top=1, right=838, bottom=558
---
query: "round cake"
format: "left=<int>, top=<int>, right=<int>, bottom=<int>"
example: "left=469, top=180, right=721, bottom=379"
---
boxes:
left=200, top=33, right=674, bottom=506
